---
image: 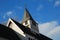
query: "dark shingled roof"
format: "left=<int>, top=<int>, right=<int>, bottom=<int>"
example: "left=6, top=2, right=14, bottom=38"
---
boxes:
left=0, top=24, right=20, bottom=40
left=11, top=18, right=52, bottom=40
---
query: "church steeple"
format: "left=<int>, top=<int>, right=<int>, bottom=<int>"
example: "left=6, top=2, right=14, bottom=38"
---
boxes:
left=22, top=8, right=33, bottom=22
left=21, top=8, right=39, bottom=33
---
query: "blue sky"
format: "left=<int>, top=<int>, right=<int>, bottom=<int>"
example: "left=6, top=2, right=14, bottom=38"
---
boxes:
left=0, top=0, right=60, bottom=23
left=0, top=0, right=60, bottom=40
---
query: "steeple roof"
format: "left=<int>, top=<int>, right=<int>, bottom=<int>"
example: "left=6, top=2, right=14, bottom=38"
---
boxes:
left=23, top=8, right=32, bottom=20
left=22, top=8, right=37, bottom=24
left=24, top=8, right=31, bottom=18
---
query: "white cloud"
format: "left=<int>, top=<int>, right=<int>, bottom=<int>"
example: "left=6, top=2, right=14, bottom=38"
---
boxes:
left=47, top=26, right=60, bottom=36
left=38, top=21, right=60, bottom=40
left=38, top=21, right=58, bottom=35
left=46, top=26, right=60, bottom=40
left=6, top=11, right=13, bottom=16
left=54, top=1, right=60, bottom=7
left=37, top=4, right=43, bottom=11
left=3, top=11, right=13, bottom=19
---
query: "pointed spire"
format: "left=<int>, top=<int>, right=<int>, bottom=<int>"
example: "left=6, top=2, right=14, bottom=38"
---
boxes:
left=21, top=8, right=37, bottom=25
left=22, top=8, right=33, bottom=22
left=24, top=8, right=32, bottom=19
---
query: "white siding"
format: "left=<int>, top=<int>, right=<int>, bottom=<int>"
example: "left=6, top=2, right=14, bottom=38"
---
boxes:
left=22, top=20, right=31, bottom=28
left=7, top=18, right=25, bottom=37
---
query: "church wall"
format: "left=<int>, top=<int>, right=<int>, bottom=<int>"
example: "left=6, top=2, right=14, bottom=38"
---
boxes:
left=15, top=32, right=28, bottom=40
left=31, top=25, right=39, bottom=33
left=30, top=20, right=39, bottom=33
left=27, top=20, right=31, bottom=28
left=25, top=34, right=38, bottom=40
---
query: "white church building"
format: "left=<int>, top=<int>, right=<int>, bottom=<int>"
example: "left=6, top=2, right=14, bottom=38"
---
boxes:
left=0, top=8, right=52, bottom=40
